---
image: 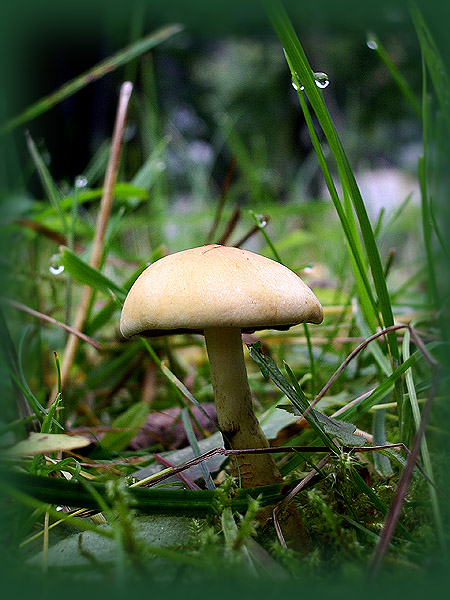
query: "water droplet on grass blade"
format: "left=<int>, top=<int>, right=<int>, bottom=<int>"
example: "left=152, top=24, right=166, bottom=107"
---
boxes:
left=291, top=76, right=304, bottom=91
left=314, top=72, right=329, bottom=89
left=366, top=34, right=379, bottom=50
left=292, top=71, right=329, bottom=91
left=255, top=214, right=268, bottom=228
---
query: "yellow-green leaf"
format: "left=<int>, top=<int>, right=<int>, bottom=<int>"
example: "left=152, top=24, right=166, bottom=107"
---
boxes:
left=5, top=432, right=91, bottom=456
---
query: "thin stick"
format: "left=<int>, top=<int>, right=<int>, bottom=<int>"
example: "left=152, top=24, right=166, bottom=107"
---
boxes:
left=51, top=81, right=133, bottom=404
left=153, top=453, right=201, bottom=490
left=300, top=324, right=418, bottom=421
left=134, top=442, right=412, bottom=489
left=1, top=297, right=101, bottom=350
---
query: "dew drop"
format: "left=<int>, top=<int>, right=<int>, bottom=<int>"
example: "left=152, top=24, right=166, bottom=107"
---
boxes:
left=49, top=255, right=64, bottom=275
left=314, top=72, right=329, bottom=89
left=49, top=264, right=65, bottom=275
left=75, top=175, right=88, bottom=189
left=291, top=76, right=304, bottom=92
left=255, top=214, right=268, bottom=228
left=366, top=34, right=378, bottom=50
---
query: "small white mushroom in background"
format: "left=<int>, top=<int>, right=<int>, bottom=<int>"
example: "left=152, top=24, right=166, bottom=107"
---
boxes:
left=120, top=244, right=323, bottom=489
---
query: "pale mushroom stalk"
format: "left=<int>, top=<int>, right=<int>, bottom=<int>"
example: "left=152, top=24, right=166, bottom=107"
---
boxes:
left=204, top=326, right=282, bottom=487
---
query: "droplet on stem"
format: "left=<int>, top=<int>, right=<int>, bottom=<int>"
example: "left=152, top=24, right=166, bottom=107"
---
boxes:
left=75, top=175, right=88, bottom=189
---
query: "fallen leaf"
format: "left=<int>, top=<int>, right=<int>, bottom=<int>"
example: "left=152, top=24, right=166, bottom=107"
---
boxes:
left=5, top=432, right=91, bottom=456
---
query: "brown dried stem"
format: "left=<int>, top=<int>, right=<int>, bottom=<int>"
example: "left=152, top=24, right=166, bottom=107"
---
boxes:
left=50, top=81, right=133, bottom=404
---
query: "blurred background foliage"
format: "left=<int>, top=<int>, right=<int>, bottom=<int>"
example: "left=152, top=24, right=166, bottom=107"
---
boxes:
left=1, top=0, right=437, bottom=280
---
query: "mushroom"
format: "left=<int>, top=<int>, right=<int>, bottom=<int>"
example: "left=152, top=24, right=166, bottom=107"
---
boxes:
left=120, top=244, right=323, bottom=490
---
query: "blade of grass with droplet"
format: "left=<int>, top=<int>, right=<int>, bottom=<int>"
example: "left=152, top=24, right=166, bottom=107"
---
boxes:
left=248, top=210, right=319, bottom=398
left=268, top=3, right=399, bottom=365
left=366, top=33, right=421, bottom=118
left=287, top=52, right=379, bottom=333
left=0, top=24, right=184, bottom=135
left=32, top=183, right=149, bottom=222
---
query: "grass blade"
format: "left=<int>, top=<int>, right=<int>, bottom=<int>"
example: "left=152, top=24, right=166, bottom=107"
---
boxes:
left=0, top=24, right=184, bottom=135
left=2, top=468, right=300, bottom=517
left=59, top=246, right=127, bottom=304
left=181, top=408, right=216, bottom=490
left=267, top=2, right=399, bottom=365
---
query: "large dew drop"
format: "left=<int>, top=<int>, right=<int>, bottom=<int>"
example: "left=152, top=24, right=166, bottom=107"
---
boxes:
left=75, top=175, right=88, bottom=189
left=49, top=254, right=64, bottom=275
left=49, top=264, right=65, bottom=276
left=314, top=72, right=330, bottom=89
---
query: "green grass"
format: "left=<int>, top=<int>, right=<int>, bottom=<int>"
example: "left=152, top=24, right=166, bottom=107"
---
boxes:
left=0, top=1, right=448, bottom=591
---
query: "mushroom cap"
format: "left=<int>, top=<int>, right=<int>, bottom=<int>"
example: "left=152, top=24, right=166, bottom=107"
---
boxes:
left=120, top=244, right=323, bottom=337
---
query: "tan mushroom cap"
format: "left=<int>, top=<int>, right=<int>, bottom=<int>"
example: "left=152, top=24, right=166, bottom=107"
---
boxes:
left=120, top=244, right=323, bottom=337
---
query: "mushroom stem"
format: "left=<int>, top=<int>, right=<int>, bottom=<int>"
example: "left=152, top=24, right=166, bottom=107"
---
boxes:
left=204, top=326, right=282, bottom=488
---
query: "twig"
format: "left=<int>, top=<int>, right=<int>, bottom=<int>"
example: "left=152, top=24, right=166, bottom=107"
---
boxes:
left=300, top=324, right=425, bottom=421
left=51, top=81, right=133, bottom=404
left=153, top=453, right=201, bottom=490
left=134, top=442, right=414, bottom=489
left=1, top=297, right=101, bottom=350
